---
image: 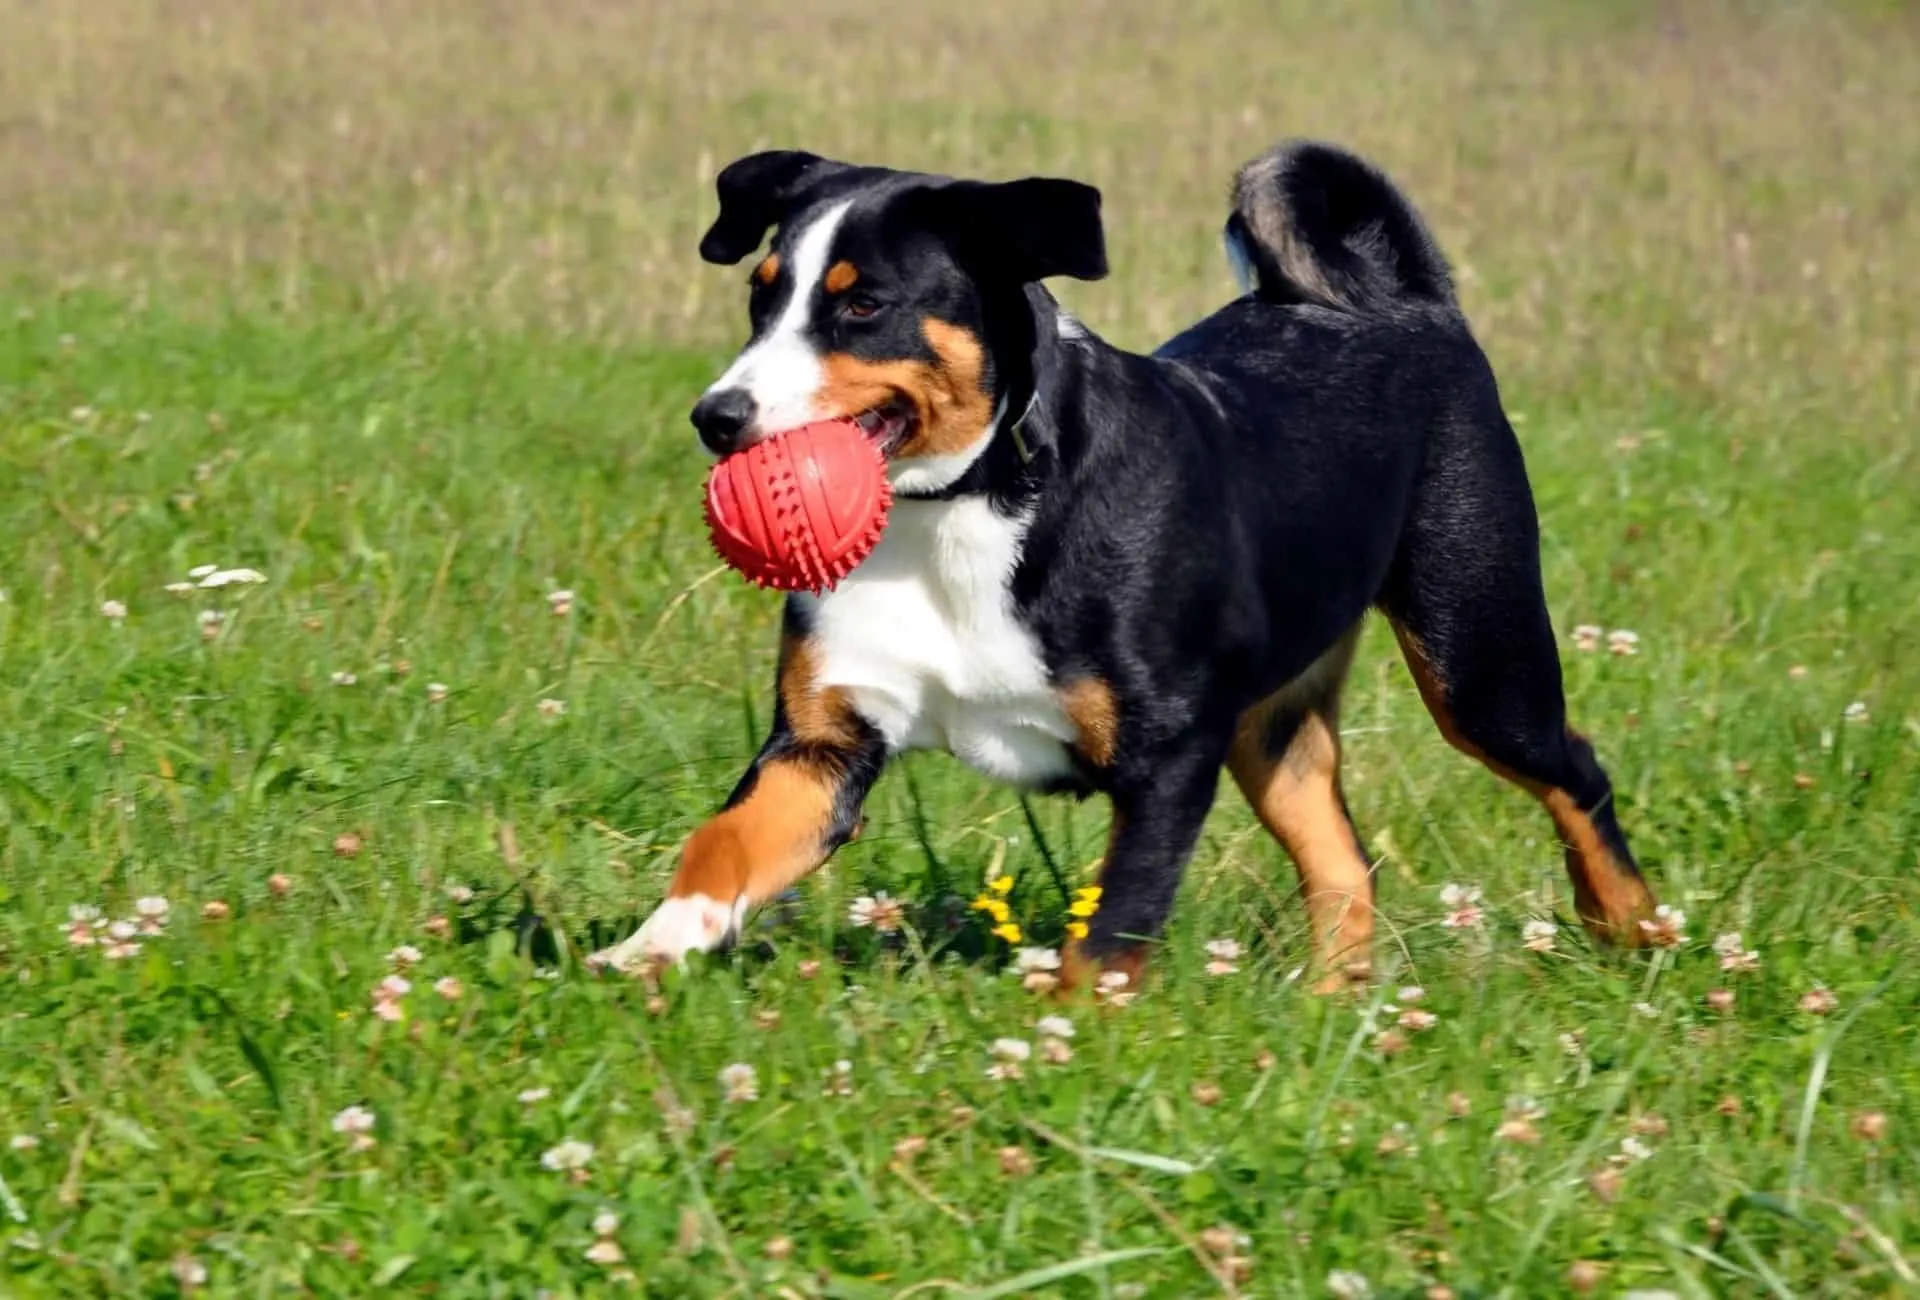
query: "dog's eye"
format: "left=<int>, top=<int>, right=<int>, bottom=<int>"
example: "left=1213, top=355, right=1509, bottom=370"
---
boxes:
left=843, top=294, right=883, bottom=320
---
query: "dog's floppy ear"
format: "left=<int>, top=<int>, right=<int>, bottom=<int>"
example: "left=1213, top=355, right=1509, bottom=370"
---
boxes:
left=698, top=150, right=853, bottom=265
left=926, top=177, right=1109, bottom=284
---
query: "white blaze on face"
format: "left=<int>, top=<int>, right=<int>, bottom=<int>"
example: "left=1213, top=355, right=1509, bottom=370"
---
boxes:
left=701, top=199, right=852, bottom=448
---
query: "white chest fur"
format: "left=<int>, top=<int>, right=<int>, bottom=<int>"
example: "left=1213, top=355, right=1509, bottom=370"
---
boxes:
left=796, top=496, right=1075, bottom=785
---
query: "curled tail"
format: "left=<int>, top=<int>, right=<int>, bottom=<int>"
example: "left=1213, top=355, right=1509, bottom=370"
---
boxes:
left=1224, top=140, right=1455, bottom=314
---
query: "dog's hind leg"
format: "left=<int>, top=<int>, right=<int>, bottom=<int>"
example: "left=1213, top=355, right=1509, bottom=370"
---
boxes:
left=1227, top=626, right=1376, bottom=992
left=1378, top=400, right=1656, bottom=946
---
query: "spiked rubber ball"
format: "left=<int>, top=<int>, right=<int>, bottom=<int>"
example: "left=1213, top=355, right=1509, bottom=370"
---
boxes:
left=704, top=418, right=893, bottom=593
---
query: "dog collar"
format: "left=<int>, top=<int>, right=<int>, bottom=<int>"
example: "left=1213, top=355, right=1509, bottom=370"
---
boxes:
left=1007, top=389, right=1040, bottom=465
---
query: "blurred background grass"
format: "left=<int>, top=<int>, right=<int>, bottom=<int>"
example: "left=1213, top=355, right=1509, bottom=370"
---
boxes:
left=3, top=0, right=1915, bottom=444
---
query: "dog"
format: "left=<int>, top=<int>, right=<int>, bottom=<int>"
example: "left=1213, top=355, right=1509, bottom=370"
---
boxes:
left=597, top=140, right=1658, bottom=989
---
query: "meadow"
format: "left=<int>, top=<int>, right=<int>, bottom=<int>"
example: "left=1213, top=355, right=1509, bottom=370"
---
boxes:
left=1, top=0, right=1917, bottom=1295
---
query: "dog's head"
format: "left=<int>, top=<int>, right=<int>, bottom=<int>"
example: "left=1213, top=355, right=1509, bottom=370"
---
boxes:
left=689, top=151, right=1107, bottom=494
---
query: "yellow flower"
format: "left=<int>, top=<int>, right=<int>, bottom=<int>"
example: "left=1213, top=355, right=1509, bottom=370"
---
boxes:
left=971, top=894, right=1011, bottom=923
left=1068, top=899, right=1099, bottom=919
left=1066, top=921, right=1088, bottom=940
left=1075, top=886, right=1103, bottom=903
left=990, top=923, right=1022, bottom=943
left=988, top=874, right=1014, bottom=895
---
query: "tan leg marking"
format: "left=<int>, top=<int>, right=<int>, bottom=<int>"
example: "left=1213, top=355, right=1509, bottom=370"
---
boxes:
left=1230, top=694, right=1374, bottom=992
left=663, top=760, right=842, bottom=907
left=1390, top=621, right=1655, bottom=945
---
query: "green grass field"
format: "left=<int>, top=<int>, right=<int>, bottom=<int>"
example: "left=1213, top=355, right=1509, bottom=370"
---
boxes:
left=2, top=1, right=1917, bottom=1296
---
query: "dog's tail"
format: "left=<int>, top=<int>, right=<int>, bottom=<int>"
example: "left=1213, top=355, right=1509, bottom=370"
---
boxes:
left=1224, top=140, right=1455, bottom=314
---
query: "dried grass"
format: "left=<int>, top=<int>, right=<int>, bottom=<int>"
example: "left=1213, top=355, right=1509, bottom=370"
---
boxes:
left=3, top=0, right=1915, bottom=436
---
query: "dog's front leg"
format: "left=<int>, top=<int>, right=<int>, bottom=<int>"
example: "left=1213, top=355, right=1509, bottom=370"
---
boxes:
left=599, top=622, right=888, bottom=970
left=1064, top=734, right=1232, bottom=994
left=600, top=737, right=885, bottom=969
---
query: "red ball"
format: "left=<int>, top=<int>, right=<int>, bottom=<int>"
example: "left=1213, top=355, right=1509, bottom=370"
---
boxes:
left=704, top=418, right=893, bottom=593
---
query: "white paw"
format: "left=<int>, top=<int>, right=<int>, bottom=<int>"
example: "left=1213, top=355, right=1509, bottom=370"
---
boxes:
left=593, top=894, right=745, bottom=972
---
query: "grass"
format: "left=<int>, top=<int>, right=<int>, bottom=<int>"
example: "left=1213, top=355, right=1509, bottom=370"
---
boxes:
left=2, top=0, right=1918, bottom=1295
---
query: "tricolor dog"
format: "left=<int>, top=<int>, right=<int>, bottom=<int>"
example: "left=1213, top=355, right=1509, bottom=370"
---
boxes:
left=598, top=140, right=1659, bottom=989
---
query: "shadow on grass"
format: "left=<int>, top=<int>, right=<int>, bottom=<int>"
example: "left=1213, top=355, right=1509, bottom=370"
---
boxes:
left=460, top=770, right=1088, bottom=977
left=454, top=887, right=1056, bottom=979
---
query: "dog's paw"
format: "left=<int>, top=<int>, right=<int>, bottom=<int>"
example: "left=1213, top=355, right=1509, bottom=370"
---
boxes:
left=592, top=893, right=745, bottom=973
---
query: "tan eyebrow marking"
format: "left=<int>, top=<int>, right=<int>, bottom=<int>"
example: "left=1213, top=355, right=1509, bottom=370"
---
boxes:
left=823, top=260, right=859, bottom=294
left=754, top=253, right=781, bottom=285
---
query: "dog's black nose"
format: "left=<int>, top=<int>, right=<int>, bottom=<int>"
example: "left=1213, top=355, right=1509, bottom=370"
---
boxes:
left=690, top=389, right=756, bottom=454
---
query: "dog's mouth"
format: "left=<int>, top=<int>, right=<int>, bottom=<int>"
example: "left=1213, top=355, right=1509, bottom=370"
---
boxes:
left=852, top=401, right=916, bottom=455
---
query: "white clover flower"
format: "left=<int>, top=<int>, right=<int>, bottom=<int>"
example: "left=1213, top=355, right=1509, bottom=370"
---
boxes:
left=64, top=905, right=101, bottom=947
left=196, top=568, right=267, bottom=588
left=331, top=1105, right=375, bottom=1134
left=1638, top=904, right=1687, bottom=948
left=987, top=1037, right=1032, bottom=1080
left=1439, top=882, right=1485, bottom=929
left=718, top=1062, right=759, bottom=1103
left=847, top=893, right=904, bottom=932
left=331, top=1105, right=377, bottom=1150
left=1327, top=1270, right=1373, bottom=1299
left=1713, top=931, right=1761, bottom=972
left=1204, top=936, right=1243, bottom=975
